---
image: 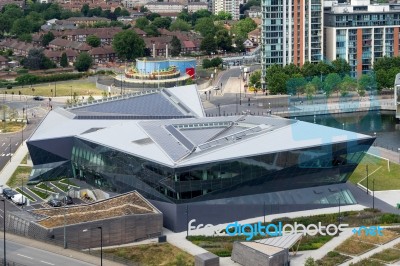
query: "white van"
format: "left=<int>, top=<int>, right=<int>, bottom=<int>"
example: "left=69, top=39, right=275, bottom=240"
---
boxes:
left=11, top=194, right=27, bottom=205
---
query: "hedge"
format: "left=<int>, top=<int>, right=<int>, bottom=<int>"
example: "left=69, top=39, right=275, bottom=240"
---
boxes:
left=14, top=73, right=86, bottom=85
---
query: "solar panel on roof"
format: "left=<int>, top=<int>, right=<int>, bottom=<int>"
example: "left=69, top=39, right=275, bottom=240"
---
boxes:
left=165, top=125, right=195, bottom=151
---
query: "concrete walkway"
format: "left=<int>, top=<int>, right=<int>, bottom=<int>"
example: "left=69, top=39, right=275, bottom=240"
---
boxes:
left=0, top=141, right=28, bottom=186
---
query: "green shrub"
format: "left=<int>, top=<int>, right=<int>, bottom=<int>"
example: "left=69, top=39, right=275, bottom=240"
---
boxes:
left=16, top=69, right=28, bottom=74
left=327, top=251, right=340, bottom=257
left=6, top=85, right=12, bottom=89
left=15, top=73, right=85, bottom=85
left=380, top=213, right=400, bottom=224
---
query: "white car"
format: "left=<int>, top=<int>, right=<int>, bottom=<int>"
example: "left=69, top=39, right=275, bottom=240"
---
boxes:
left=11, top=193, right=27, bottom=205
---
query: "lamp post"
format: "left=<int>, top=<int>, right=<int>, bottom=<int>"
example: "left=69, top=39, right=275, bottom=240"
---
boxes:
left=8, top=137, right=11, bottom=163
left=83, top=227, right=103, bottom=266
left=64, top=186, right=71, bottom=249
left=1, top=199, right=5, bottom=265
left=366, top=165, right=369, bottom=195
left=372, top=179, right=375, bottom=210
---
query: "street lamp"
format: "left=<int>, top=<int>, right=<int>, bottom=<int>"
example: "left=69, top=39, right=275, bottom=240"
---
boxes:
left=64, top=185, right=71, bottom=249
left=83, top=226, right=103, bottom=266
left=1, top=199, right=5, bottom=265
left=372, top=179, right=375, bottom=210
left=366, top=165, right=369, bottom=194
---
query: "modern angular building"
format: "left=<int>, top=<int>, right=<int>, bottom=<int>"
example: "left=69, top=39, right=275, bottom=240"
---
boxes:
left=27, top=85, right=374, bottom=231
left=324, top=0, right=400, bottom=77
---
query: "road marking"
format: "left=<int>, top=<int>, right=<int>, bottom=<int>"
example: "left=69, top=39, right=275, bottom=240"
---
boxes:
left=15, top=142, right=18, bottom=146
left=1, top=143, right=4, bottom=146
left=1, top=154, right=4, bottom=156
left=5, top=153, right=10, bottom=156
left=17, top=254, right=33, bottom=259
left=40, top=261, right=55, bottom=265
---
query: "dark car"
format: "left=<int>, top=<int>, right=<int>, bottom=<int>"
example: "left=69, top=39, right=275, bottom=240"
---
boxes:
left=3, top=188, right=17, bottom=199
left=33, top=96, right=44, bottom=101
left=48, top=199, right=62, bottom=207
left=62, top=196, right=73, bottom=205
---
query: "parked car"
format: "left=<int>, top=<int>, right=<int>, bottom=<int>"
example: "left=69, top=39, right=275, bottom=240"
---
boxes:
left=62, top=196, right=73, bottom=205
left=48, top=199, right=62, bottom=207
left=3, top=188, right=17, bottom=199
left=33, top=96, right=44, bottom=101
left=11, top=194, right=26, bottom=205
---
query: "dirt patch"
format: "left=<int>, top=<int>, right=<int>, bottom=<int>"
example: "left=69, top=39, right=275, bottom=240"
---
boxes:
left=32, top=192, right=156, bottom=228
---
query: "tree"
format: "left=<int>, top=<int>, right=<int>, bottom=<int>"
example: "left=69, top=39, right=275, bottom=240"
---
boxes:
left=140, top=6, right=148, bottom=13
left=135, top=17, right=149, bottom=30
left=331, top=58, right=351, bottom=77
left=112, top=30, right=145, bottom=60
left=191, top=9, right=212, bottom=25
left=200, top=35, right=217, bottom=55
left=249, top=70, right=261, bottom=89
left=11, top=18, right=32, bottom=36
left=234, top=37, right=245, bottom=53
left=316, top=61, right=333, bottom=77
left=211, top=57, right=223, bottom=67
left=147, top=13, right=161, bottom=21
left=42, top=32, right=55, bottom=47
left=18, top=34, right=32, bottom=42
left=81, top=4, right=90, bottom=16
left=301, top=61, right=318, bottom=78
left=310, top=76, right=323, bottom=92
left=286, top=74, right=306, bottom=96
left=215, top=11, right=232, bottom=20
left=215, top=29, right=232, bottom=51
left=323, top=73, right=341, bottom=97
left=195, top=17, right=215, bottom=37
left=170, top=36, right=181, bottom=57
left=202, top=59, right=212, bottom=68
left=86, top=35, right=101, bottom=47
left=268, top=72, right=289, bottom=95
left=305, top=82, right=316, bottom=101
left=143, top=24, right=159, bottom=36
left=169, top=19, right=191, bottom=31
left=283, top=63, right=301, bottom=77
left=60, top=52, right=68, bottom=67
left=23, top=48, right=55, bottom=70
left=177, top=9, right=190, bottom=22
left=152, top=17, right=172, bottom=29
left=74, top=52, right=93, bottom=72
left=232, top=18, right=257, bottom=38
left=358, top=73, right=377, bottom=91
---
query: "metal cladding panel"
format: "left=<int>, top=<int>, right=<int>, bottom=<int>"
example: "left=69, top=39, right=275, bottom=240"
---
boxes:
left=27, top=137, right=74, bottom=165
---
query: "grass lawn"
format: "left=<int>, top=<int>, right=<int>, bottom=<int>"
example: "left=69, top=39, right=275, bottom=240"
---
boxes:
left=370, top=248, right=400, bottom=263
left=0, top=121, right=24, bottom=133
left=6, top=80, right=102, bottom=97
left=334, top=238, right=376, bottom=256
left=60, top=178, right=79, bottom=188
left=28, top=187, right=49, bottom=199
left=51, top=181, right=69, bottom=192
left=103, top=243, right=194, bottom=266
left=316, top=251, right=351, bottom=266
left=36, top=182, right=55, bottom=193
left=21, top=153, right=29, bottom=164
left=350, top=259, right=385, bottom=266
left=6, top=166, right=32, bottom=188
left=352, top=228, right=400, bottom=245
left=15, top=188, right=36, bottom=202
left=348, top=153, right=400, bottom=190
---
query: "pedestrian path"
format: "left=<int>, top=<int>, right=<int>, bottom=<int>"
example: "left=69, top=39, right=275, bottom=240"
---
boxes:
left=0, top=141, right=28, bottom=186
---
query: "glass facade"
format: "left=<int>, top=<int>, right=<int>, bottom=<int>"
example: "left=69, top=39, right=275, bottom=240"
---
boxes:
left=61, top=137, right=374, bottom=204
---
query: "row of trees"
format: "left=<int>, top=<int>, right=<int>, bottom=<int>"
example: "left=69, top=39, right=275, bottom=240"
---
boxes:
left=0, top=3, right=130, bottom=42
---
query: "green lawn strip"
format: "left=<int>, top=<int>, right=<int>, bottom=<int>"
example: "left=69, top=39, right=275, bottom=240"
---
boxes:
left=334, top=239, right=376, bottom=256
left=15, top=188, right=36, bottom=202
left=316, top=251, right=351, bottom=266
left=21, top=153, right=29, bottom=164
left=6, top=166, right=32, bottom=188
left=298, top=235, right=334, bottom=251
left=370, top=248, right=400, bottom=263
left=50, top=181, right=69, bottom=192
left=59, top=178, right=79, bottom=188
left=350, top=258, right=385, bottom=266
left=348, top=153, right=400, bottom=190
left=102, top=243, right=194, bottom=265
left=36, top=183, right=55, bottom=193
left=28, top=187, right=50, bottom=200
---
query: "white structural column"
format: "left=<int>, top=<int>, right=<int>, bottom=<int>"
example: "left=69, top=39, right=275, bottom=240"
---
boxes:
left=283, top=0, right=287, bottom=65
left=288, top=0, right=292, bottom=63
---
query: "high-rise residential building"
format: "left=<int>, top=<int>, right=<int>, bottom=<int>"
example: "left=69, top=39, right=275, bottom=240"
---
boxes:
left=213, top=0, right=241, bottom=20
left=261, top=0, right=323, bottom=88
left=324, top=0, right=400, bottom=77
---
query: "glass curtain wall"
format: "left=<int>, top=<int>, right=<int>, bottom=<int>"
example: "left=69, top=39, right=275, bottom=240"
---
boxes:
left=70, top=138, right=373, bottom=203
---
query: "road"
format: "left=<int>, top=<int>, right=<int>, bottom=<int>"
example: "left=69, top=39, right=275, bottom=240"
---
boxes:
left=0, top=240, right=94, bottom=266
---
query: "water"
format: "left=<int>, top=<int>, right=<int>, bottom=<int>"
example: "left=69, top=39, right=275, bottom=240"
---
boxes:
left=297, top=110, right=400, bottom=151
